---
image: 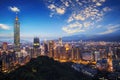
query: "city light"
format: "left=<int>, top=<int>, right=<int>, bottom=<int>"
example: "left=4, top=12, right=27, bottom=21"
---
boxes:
left=0, top=0, right=120, bottom=80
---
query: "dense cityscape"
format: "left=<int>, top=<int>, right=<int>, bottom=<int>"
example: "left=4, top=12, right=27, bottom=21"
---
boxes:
left=0, top=0, right=120, bottom=80
left=0, top=15, right=120, bottom=80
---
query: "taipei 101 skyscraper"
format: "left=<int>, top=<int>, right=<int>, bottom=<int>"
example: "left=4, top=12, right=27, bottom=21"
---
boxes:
left=14, top=13, right=20, bottom=51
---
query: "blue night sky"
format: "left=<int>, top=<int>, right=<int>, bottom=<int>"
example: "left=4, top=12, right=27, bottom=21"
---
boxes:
left=0, top=0, right=120, bottom=40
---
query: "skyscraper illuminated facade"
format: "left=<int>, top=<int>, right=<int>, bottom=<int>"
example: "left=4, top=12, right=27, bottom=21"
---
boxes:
left=48, top=40, right=54, bottom=57
left=59, top=38, right=62, bottom=46
left=33, top=37, right=40, bottom=57
left=14, top=15, right=20, bottom=51
left=33, top=37, right=40, bottom=48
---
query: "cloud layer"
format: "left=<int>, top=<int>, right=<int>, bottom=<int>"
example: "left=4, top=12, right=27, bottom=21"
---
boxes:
left=46, top=0, right=112, bottom=34
left=48, top=4, right=65, bottom=15
left=9, top=6, right=20, bottom=13
left=99, top=24, right=120, bottom=35
left=62, top=22, right=84, bottom=34
left=0, top=24, right=10, bottom=30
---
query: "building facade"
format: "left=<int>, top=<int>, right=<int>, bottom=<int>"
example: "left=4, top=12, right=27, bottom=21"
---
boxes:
left=14, top=15, right=20, bottom=51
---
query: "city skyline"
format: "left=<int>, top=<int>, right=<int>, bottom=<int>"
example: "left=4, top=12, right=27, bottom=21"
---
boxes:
left=0, top=0, right=120, bottom=40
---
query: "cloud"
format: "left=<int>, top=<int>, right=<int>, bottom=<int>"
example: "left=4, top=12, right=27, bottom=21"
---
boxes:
left=92, top=0, right=97, bottom=2
left=49, top=13, right=54, bottom=17
left=92, top=0, right=106, bottom=3
left=62, top=22, right=85, bottom=34
left=47, top=0, right=107, bottom=19
left=73, top=13, right=85, bottom=21
left=61, top=0, right=69, bottom=7
left=83, top=22, right=91, bottom=28
left=96, top=2, right=102, bottom=6
left=48, top=4, right=55, bottom=10
left=67, top=6, right=104, bottom=23
left=103, top=7, right=111, bottom=12
left=100, top=0, right=106, bottom=2
left=64, top=1, right=69, bottom=7
left=99, top=29, right=115, bottom=35
left=96, top=25, right=102, bottom=28
left=0, top=24, right=10, bottom=30
left=48, top=4, right=65, bottom=15
left=93, top=0, right=106, bottom=6
left=56, top=8, right=65, bottom=14
left=99, top=24, right=120, bottom=35
left=0, top=33, right=13, bottom=38
left=68, top=13, right=85, bottom=23
left=9, top=6, right=20, bottom=12
left=46, top=0, right=112, bottom=34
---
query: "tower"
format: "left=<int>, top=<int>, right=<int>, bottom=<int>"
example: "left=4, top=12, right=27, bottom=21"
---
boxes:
left=14, top=14, right=20, bottom=51
left=107, top=47, right=113, bottom=72
left=59, top=38, right=62, bottom=46
left=43, top=40, right=48, bottom=56
left=76, top=46, right=79, bottom=60
left=33, top=37, right=40, bottom=48
left=71, top=47, right=74, bottom=60
left=48, top=40, right=54, bottom=58
left=33, top=37, right=40, bottom=57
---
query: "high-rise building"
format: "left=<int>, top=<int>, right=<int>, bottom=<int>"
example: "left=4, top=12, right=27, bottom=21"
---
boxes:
left=14, top=15, right=20, bottom=51
left=48, top=40, right=54, bottom=57
left=2, top=42, right=8, bottom=51
left=55, top=46, right=61, bottom=59
left=64, top=43, right=70, bottom=59
left=59, top=46, right=66, bottom=59
left=43, top=41, right=48, bottom=56
left=33, top=37, right=40, bottom=48
left=94, top=51, right=101, bottom=61
left=33, top=37, right=40, bottom=57
left=0, top=50, right=2, bottom=72
left=107, top=47, right=113, bottom=72
left=71, top=47, right=74, bottom=60
left=76, top=47, right=80, bottom=60
left=58, top=38, right=62, bottom=46
left=116, top=47, right=120, bottom=59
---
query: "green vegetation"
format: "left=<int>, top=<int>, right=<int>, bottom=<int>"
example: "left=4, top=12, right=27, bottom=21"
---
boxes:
left=1, top=56, right=94, bottom=80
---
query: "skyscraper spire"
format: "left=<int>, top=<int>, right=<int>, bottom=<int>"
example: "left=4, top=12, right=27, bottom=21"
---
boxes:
left=14, top=12, right=20, bottom=51
left=15, top=12, right=19, bottom=21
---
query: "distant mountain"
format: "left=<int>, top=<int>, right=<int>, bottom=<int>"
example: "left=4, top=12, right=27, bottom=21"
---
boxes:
left=62, top=32, right=120, bottom=42
left=20, top=40, right=32, bottom=44
left=0, top=39, right=32, bottom=44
